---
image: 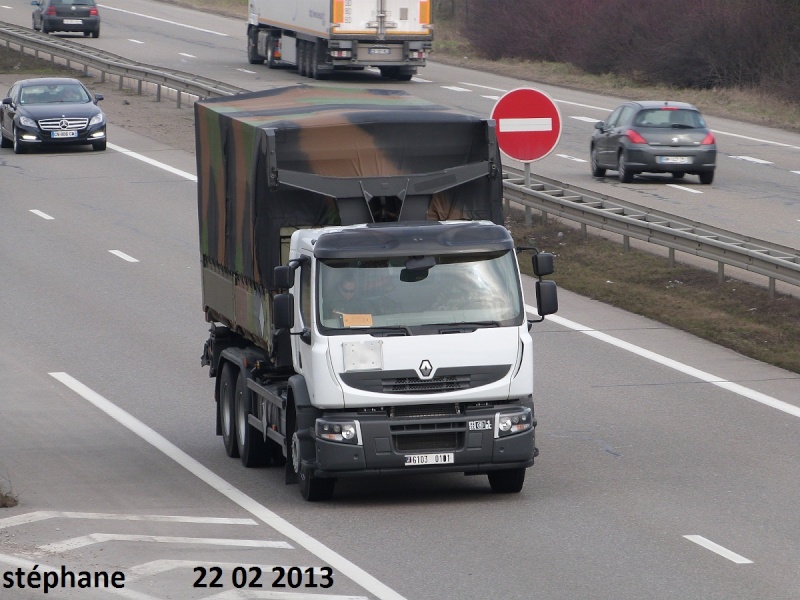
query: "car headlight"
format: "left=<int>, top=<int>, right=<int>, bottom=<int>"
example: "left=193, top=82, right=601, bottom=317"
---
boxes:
left=316, top=419, right=362, bottom=445
left=89, top=113, right=105, bottom=127
left=19, top=116, right=36, bottom=128
left=494, top=407, right=534, bottom=438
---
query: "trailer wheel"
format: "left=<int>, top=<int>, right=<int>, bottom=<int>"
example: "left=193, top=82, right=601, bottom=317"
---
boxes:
left=488, top=468, right=526, bottom=493
left=219, top=363, right=239, bottom=458
left=266, top=33, right=277, bottom=68
left=247, top=28, right=263, bottom=64
left=235, top=370, right=268, bottom=467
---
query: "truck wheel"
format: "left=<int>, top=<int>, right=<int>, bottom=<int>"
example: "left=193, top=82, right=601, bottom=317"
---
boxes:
left=247, top=28, right=264, bottom=64
left=219, top=363, right=240, bottom=458
left=287, top=404, right=335, bottom=501
left=235, top=370, right=268, bottom=467
left=265, top=33, right=277, bottom=68
left=297, top=41, right=307, bottom=77
left=488, top=468, right=526, bottom=493
left=309, top=43, right=320, bottom=79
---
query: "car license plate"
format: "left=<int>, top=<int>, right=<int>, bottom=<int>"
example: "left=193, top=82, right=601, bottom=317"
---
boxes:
left=51, top=131, right=77, bottom=138
left=404, top=453, right=454, bottom=466
left=368, top=47, right=391, bottom=55
left=658, top=156, right=691, bottom=164
left=63, top=19, right=83, bottom=24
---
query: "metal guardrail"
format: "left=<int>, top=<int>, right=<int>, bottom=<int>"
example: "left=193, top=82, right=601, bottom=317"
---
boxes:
left=503, top=168, right=800, bottom=296
left=2, top=21, right=799, bottom=296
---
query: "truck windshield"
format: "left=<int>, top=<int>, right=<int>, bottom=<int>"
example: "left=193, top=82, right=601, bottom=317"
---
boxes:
left=317, top=251, right=523, bottom=331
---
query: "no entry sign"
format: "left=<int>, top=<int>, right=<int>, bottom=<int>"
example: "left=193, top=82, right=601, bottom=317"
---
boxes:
left=490, top=88, right=562, bottom=162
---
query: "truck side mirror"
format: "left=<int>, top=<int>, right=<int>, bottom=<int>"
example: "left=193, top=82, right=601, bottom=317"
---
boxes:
left=532, top=252, right=555, bottom=277
left=274, top=265, right=294, bottom=289
left=535, top=280, right=558, bottom=317
left=273, top=293, right=294, bottom=329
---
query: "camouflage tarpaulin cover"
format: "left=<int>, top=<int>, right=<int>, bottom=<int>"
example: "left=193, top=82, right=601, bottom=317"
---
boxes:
left=195, top=84, right=502, bottom=288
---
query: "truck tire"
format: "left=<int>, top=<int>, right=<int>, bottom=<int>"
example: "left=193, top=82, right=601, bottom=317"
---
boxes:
left=287, top=403, right=335, bottom=501
left=235, top=370, right=268, bottom=467
left=247, top=28, right=264, bottom=64
left=308, top=42, right=319, bottom=79
left=297, top=41, right=307, bottom=77
left=265, top=33, right=277, bottom=68
left=488, top=468, right=526, bottom=493
left=219, top=363, right=240, bottom=458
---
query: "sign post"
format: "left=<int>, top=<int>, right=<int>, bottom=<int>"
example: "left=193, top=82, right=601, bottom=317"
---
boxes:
left=490, top=88, right=562, bottom=224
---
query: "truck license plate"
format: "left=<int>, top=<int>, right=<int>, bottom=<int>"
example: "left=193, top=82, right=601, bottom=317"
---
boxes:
left=51, top=131, right=77, bottom=138
left=404, top=453, right=454, bottom=466
left=369, top=47, right=391, bottom=55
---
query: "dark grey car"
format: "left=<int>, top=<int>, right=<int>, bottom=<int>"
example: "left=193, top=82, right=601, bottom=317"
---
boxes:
left=590, top=101, right=717, bottom=184
left=32, top=0, right=100, bottom=38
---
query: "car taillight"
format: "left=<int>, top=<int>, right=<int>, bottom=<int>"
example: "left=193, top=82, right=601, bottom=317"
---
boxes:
left=701, top=132, right=715, bottom=145
left=89, top=8, right=98, bottom=16
left=45, top=6, right=56, bottom=15
left=625, top=129, right=648, bottom=144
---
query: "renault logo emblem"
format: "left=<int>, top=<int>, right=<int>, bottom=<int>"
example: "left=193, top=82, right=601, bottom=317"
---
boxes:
left=419, top=359, right=433, bottom=378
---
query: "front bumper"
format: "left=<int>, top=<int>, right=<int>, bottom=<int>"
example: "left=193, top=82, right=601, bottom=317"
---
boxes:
left=309, top=400, right=537, bottom=478
left=16, top=123, right=106, bottom=147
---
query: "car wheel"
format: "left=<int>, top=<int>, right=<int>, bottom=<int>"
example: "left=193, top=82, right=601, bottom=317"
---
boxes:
left=699, top=171, right=714, bottom=185
left=488, top=468, right=526, bottom=493
left=33, top=18, right=40, bottom=32
left=0, top=128, right=11, bottom=149
left=671, top=172, right=685, bottom=179
left=12, top=126, right=26, bottom=155
left=617, top=151, right=633, bottom=183
left=92, top=139, right=106, bottom=151
left=91, top=26, right=99, bottom=38
left=590, top=146, right=606, bottom=177
left=219, top=363, right=240, bottom=458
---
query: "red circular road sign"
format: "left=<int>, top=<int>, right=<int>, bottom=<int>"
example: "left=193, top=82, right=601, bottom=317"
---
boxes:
left=490, top=88, right=562, bottom=162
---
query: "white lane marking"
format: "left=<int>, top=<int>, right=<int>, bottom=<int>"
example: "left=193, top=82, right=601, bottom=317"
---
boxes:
left=411, top=76, right=432, bottom=83
left=481, top=95, right=501, bottom=101
left=571, top=116, right=601, bottom=123
left=557, top=154, right=586, bottom=163
left=109, top=250, right=139, bottom=262
left=527, top=308, right=800, bottom=419
left=41, top=534, right=292, bottom=553
left=459, top=82, right=507, bottom=92
left=98, top=5, right=228, bottom=36
left=48, top=372, right=407, bottom=600
left=0, top=511, right=256, bottom=529
left=179, top=52, right=196, bottom=59
left=441, top=85, right=471, bottom=92
left=0, top=5, right=12, bottom=9
left=108, top=142, right=196, bottom=181
left=129, top=39, right=144, bottom=44
left=30, top=209, right=54, bottom=220
left=0, top=553, right=160, bottom=599
left=667, top=184, right=703, bottom=194
left=730, top=155, right=773, bottom=164
left=238, top=68, right=257, bottom=74
left=499, top=117, right=552, bottom=133
left=683, top=535, right=753, bottom=564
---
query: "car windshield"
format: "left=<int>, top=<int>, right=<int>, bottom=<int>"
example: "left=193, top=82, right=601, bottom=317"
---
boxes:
left=317, top=250, right=523, bottom=332
left=634, top=108, right=705, bottom=129
left=19, top=84, right=90, bottom=105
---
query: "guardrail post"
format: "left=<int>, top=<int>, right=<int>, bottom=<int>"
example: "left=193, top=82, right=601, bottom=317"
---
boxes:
left=581, top=223, right=587, bottom=239
left=118, top=75, right=123, bottom=91
left=623, top=235, right=630, bottom=252
left=156, top=84, right=162, bottom=102
left=769, top=277, right=776, bottom=300
left=718, top=262, right=725, bottom=283
left=176, top=90, right=182, bottom=109
left=668, top=248, right=675, bottom=268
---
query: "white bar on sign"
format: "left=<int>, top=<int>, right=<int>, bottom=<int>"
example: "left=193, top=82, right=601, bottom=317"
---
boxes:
left=499, top=118, right=552, bottom=132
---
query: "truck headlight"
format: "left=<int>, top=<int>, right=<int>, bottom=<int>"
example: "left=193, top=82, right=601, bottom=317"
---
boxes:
left=494, top=407, right=533, bottom=438
left=316, top=419, right=362, bottom=445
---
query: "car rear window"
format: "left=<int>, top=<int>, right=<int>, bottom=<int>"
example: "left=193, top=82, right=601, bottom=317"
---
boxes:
left=634, top=109, right=704, bottom=128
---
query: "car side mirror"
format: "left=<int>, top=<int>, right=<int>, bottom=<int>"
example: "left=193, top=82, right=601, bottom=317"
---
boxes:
left=2, top=98, right=11, bottom=106
left=594, top=121, right=605, bottom=130
left=94, top=93, right=104, bottom=103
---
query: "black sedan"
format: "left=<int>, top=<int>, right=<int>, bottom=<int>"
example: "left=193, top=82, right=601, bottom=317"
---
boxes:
left=0, top=77, right=107, bottom=153
left=590, top=101, right=716, bottom=184
left=31, top=0, right=100, bottom=38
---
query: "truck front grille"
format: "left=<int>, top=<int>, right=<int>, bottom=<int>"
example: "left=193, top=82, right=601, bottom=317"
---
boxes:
left=340, top=365, right=511, bottom=395
left=385, top=375, right=468, bottom=393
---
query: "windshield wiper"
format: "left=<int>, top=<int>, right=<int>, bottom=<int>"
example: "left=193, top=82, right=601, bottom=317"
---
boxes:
left=356, top=326, right=412, bottom=337
left=439, top=321, right=502, bottom=333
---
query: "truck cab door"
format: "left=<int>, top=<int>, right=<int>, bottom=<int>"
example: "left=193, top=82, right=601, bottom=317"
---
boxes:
left=293, top=261, right=314, bottom=375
